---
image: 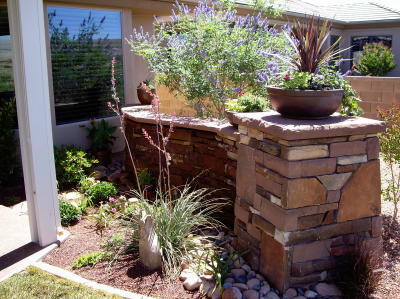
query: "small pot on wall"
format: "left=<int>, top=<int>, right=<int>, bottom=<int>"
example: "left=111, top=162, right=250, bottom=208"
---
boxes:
left=137, top=82, right=156, bottom=105
left=225, top=110, right=237, bottom=126
left=267, top=87, right=344, bottom=119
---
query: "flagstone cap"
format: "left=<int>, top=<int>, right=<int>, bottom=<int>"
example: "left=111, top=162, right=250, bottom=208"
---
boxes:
left=231, top=111, right=385, bottom=140
left=122, top=105, right=239, bottom=139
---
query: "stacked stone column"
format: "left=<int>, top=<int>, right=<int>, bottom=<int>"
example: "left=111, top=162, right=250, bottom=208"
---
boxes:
left=232, top=112, right=385, bottom=292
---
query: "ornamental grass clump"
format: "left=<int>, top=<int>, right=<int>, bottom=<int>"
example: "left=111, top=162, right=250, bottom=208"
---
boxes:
left=127, top=0, right=291, bottom=118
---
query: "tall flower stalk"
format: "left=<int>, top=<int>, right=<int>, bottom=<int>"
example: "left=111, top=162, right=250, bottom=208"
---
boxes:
left=108, top=57, right=141, bottom=194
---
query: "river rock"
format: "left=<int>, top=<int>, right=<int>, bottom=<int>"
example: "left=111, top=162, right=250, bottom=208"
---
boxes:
left=243, top=289, right=259, bottom=299
left=183, top=273, right=202, bottom=291
left=247, top=278, right=261, bottom=290
left=231, top=268, right=246, bottom=279
left=222, top=287, right=243, bottom=299
left=283, top=288, right=297, bottom=298
left=304, top=290, right=318, bottom=298
left=260, top=284, right=271, bottom=296
left=232, top=283, right=248, bottom=291
left=315, top=283, right=343, bottom=296
left=225, top=278, right=235, bottom=284
left=241, top=264, right=252, bottom=272
left=265, top=291, right=280, bottom=299
left=179, top=269, right=194, bottom=281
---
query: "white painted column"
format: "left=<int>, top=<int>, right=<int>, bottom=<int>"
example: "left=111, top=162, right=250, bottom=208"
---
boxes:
left=7, top=0, right=60, bottom=246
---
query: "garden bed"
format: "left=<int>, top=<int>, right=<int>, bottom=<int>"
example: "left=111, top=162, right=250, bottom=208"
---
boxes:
left=44, top=217, right=197, bottom=299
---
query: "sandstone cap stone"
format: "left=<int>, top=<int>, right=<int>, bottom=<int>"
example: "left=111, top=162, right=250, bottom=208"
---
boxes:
left=231, top=111, right=385, bottom=141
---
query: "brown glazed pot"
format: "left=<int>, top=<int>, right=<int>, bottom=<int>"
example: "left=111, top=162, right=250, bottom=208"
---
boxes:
left=137, top=86, right=156, bottom=105
left=267, top=87, right=344, bottom=119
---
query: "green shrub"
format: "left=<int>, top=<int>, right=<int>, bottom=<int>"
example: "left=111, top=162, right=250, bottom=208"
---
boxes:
left=137, top=168, right=154, bottom=187
left=72, top=251, right=109, bottom=268
left=226, top=93, right=268, bottom=113
left=0, top=98, right=20, bottom=187
left=79, top=176, right=98, bottom=193
left=59, top=201, right=81, bottom=227
left=355, top=42, right=396, bottom=76
left=379, top=105, right=400, bottom=220
left=54, top=145, right=98, bottom=190
left=127, top=0, right=291, bottom=118
left=84, top=119, right=117, bottom=152
left=85, top=181, right=118, bottom=205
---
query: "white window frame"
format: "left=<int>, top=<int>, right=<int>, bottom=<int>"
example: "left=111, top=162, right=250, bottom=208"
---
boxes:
left=43, top=2, right=134, bottom=127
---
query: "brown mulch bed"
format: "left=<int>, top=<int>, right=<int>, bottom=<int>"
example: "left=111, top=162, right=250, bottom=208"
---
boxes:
left=44, top=217, right=198, bottom=299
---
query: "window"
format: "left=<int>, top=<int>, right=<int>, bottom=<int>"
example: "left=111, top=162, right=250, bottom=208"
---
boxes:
left=0, top=6, right=14, bottom=97
left=351, top=35, right=392, bottom=66
left=47, top=6, right=124, bottom=124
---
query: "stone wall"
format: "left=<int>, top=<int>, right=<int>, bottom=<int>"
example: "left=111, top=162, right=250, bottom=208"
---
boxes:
left=123, top=107, right=385, bottom=293
left=347, top=76, right=400, bottom=119
left=231, top=112, right=385, bottom=292
left=123, top=107, right=238, bottom=220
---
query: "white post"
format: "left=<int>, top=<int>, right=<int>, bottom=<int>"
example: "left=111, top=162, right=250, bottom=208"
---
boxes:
left=7, top=0, right=60, bottom=246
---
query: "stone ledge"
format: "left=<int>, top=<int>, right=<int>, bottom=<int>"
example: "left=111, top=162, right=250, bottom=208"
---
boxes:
left=232, top=111, right=385, bottom=141
left=122, top=106, right=239, bottom=140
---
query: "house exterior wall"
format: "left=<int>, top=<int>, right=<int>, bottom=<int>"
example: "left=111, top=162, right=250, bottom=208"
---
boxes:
left=42, top=1, right=163, bottom=152
left=339, top=26, right=400, bottom=76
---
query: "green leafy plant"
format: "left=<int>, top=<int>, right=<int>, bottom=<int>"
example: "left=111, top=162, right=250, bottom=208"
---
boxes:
left=355, top=43, right=396, bottom=76
left=204, top=249, right=240, bottom=292
left=59, top=201, right=81, bottom=227
left=85, top=119, right=117, bottom=152
left=89, top=204, right=114, bottom=235
left=54, top=145, right=98, bottom=190
left=0, top=97, right=20, bottom=187
left=127, top=0, right=291, bottom=118
left=226, top=93, right=268, bottom=113
left=85, top=181, right=118, bottom=205
left=137, top=168, right=154, bottom=187
left=79, top=176, right=98, bottom=193
left=72, top=251, right=110, bottom=268
left=379, top=105, right=400, bottom=221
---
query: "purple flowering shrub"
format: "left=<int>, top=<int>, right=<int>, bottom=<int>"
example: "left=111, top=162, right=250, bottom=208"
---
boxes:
left=127, top=0, right=292, bottom=118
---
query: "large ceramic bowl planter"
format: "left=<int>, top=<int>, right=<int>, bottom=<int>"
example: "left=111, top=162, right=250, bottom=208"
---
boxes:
left=267, top=87, right=344, bottom=119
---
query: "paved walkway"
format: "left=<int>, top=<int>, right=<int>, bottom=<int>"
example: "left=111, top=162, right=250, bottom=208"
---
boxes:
left=0, top=202, right=31, bottom=258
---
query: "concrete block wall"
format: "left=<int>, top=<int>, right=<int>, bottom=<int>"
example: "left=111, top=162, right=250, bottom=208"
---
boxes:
left=347, top=76, right=400, bottom=119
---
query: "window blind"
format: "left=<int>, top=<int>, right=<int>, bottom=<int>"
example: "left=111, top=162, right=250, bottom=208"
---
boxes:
left=48, top=6, right=124, bottom=124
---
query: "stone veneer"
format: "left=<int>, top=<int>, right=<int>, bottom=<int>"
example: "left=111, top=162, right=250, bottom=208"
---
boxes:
left=123, top=106, right=238, bottom=218
left=123, top=107, right=385, bottom=293
left=230, top=111, right=385, bottom=292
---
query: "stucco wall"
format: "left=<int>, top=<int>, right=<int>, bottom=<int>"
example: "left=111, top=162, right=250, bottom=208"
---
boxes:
left=347, top=76, right=400, bottom=119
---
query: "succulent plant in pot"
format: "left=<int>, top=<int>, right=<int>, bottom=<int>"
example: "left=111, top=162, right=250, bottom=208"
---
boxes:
left=267, top=17, right=348, bottom=119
